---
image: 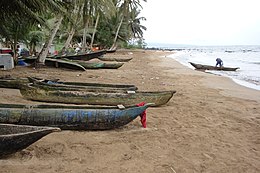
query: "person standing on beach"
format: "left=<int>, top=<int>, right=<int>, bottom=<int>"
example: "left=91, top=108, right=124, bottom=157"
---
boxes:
left=216, top=58, right=223, bottom=67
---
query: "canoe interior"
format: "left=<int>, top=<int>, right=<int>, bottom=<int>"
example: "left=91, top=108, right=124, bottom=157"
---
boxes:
left=0, top=124, right=60, bottom=157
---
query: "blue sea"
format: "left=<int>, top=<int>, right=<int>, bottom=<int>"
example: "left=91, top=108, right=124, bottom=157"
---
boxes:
left=149, top=44, right=260, bottom=91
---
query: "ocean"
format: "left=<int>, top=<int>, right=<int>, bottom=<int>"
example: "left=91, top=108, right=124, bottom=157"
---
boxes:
left=152, top=45, right=260, bottom=91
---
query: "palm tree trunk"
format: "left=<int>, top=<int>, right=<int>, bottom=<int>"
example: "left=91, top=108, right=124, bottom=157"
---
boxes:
left=36, top=15, right=63, bottom=65
left=90, top=13, right=100, bottom=50
left=111, top=16, right=123, bottom=49
left=82, top=19, right=89, bottom=52
left=64, top=27, right=75, bottom=49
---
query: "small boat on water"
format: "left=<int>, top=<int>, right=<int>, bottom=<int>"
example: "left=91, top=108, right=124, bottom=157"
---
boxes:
left=20, top=84, right=176, bottom=107
left=189, top=62, right=239, bottom=71
left=0, top=123, right=60, bottom=157
left=0, top=103, right=153, bottom=130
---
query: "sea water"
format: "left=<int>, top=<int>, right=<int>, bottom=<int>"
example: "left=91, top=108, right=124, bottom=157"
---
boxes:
left=166, top=45, right=260, bottom=91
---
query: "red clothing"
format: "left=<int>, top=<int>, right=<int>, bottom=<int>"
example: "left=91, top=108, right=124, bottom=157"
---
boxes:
left=136, top=102, right=147, bottom=128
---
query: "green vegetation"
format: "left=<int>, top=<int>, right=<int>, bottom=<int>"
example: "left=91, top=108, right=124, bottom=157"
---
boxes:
left=0, top=0, right=147, bottom=65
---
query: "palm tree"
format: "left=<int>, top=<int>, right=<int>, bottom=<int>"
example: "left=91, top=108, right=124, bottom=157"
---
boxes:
left=81, top=0, right=115, bottom=52
left=89, top=1, right=116, bottom=50
left=36, top=1, right=73, bottom=65
left=128, top=8, right=147, bottom=38
left=110, top=0, right=146, bottom=49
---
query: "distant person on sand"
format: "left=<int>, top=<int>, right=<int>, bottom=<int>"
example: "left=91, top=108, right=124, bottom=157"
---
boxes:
left=216, top=58, right=223, bottom=67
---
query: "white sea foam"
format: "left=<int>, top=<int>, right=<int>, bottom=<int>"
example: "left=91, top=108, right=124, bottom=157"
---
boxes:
left=166, top=45, right=260, bottom=91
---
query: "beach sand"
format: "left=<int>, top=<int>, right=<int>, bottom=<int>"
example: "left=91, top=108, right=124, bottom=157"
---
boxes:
left=0, top=50, right=259, bottom=173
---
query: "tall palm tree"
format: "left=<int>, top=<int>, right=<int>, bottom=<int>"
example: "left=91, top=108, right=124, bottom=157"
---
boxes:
left=36, top=1, right=72, bottom=65
left=81, top=0, right=115, bottom=52
left=110, top=0, right=146, bottom=49
left=128, top=8, right=147, bottom=38
left=90, top=1, right=115, bottom=50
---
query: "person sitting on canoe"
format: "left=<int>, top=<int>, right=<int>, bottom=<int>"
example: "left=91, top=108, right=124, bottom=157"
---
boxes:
left=216, top=58, right=223, bottom=67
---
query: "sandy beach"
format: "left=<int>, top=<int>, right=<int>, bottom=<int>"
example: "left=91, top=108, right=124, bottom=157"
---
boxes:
left=0, top=50, right=259, bottom=173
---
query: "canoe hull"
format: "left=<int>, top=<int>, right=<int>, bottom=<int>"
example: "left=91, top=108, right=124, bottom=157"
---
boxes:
left=20, top=85, right=175, bottom=106
left=0, top=124, right=60, bottom=157
left=52, top=50, right=107, bottom=61
left=23, top=57, right=86, bottom=71
left=189, top=62, right=239, bottom=71
left=0, top=103, right=152, bottom=130
left=0, top=77, right=138, bottom=91
left=98, top=56, right=132, bottom=62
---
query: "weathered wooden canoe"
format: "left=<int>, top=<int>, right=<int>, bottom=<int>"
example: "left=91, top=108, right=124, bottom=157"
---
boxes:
left=98, top=56, right=133, bottom=62
left=63, top=59, right=124, bottom=69
left=20, top=84, right=176, bottom=106
left=28, top=77, right=138, bottom=91
left=0, top=77, right=28, bottom=89
left=28, top=80, right=136, bottom=93
left=106, top=48, right=117, bottom=53
left=0, top=103, right=153, bottom=130
left=0, top=77, right=138, bottom=91
left=102, top=62, right=124, bottom=69
left=23, top=57, right=86, bottom=71
left=189, top=62, right=239, bottom=71
left=50, top=50, right=107, bottom=61
left=0, top=123, right=60, bottom=157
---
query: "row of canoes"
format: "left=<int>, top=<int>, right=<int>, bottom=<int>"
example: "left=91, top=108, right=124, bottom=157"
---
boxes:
left=21, top=49, right=133, bottom=71
left=0, top=75, right=175, bottom=157
left=0, top=77, right=175, bottom=107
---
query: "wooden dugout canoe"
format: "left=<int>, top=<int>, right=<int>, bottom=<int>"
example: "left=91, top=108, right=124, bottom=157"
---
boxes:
left=50, top=50, right=107, bottom=61
left=28, top=77, right=137, bottom=91
left=189, top=62, right=239, bottom=71
left=63, top=59, right=124, bottom=69
left=20, top=84, right=176, bottom=107
left=0, top=77, right=138, bottom=91
left=29, top=82, right=136, bottom=93
left=0, top=123, right=60, bottom=157
left=23, top=57, right=86, bottom=71
left=98, top=56, right=133, bottom=62
left=0, top=103, right=153, bottom=130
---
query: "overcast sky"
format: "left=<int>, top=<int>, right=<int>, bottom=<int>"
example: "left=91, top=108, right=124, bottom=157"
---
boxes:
left=140, top=0, right=260, bottom=46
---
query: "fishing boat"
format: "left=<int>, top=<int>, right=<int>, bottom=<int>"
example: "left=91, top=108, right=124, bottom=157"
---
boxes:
left=50, top=50, right=107, bottom=61
left=20, top=84, right=176, bottom=107
left=0, top=76, right=138, bottom=91
left=0, top=123, right=60, bottom=157
left=189, top=62, right=239, bottom=71
left=23, top=57, right=86, bottom=71
left=106, top=48, right=117, bottom=53
left=64, top=59, right=124, bottom=69
left=0, top=103, right=153, bottom=130
left=98, top=56, right=133, bottom=62
left=28, top=77, right=137, bottom=91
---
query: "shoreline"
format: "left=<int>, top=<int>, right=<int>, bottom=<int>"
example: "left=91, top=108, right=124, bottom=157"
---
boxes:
left=163, top=51, right=260, bottom=102
left=0, top=49, right=259, bottom=172
left=167, top=48, right=260, bottom=92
